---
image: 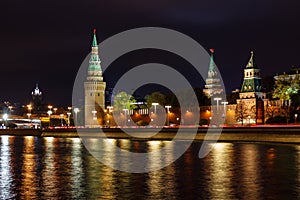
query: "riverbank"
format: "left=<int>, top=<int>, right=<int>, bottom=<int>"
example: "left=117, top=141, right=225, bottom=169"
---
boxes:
left=1, top=127, right=300, bottom=143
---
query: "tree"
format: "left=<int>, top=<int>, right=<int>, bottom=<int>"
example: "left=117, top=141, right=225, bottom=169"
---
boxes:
left=273, top=73, right=300, bottom=101
left=113, top=92, right=137, bottom=111
left=235, top=101, right=248, bottom=126
left=145, top=92, right=166, bottom=108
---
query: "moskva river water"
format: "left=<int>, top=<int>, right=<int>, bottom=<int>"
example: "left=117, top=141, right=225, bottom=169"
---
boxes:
left=0, top=135, right=299, bottom=199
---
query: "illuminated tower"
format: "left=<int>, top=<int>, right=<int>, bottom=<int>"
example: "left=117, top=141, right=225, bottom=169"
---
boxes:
left=237, top=51, right=266, bottom=124
left=203, top=49, right=223, bottom=97
left=84, top=29, right=106, bottom=127
left=31, top=83, right=43, bottom=112
left=239, top=51, right=265, bottom=99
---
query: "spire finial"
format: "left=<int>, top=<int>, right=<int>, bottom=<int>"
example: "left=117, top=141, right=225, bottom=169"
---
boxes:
left=209, top=48, right=216, bottom=72
left=246, top=50, right=255, bottom=68
left=92, top=28, right=98, bottom=47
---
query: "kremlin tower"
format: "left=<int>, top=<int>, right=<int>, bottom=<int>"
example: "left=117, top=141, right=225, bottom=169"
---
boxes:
left=203, top=49, right=223, bottom=97
left=84, top=29, right=106, bottom=127
left=237, top=51, right=266, bottom=124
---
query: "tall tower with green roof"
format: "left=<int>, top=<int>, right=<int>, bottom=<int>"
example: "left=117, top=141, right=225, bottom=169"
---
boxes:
left=84, top=29, right=106, bottom=127
left=203, top=49, right=223, bottom=97
left=239, top=51, right=265, bottom=99
left=237, top=51, right=266, bottom=124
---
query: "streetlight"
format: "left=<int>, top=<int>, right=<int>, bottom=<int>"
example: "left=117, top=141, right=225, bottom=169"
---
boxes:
left=92, top=110, right=97, bottom=120
left=295, top=114, right=298, bottom=124
left=165, top=105, right=172, bottom=126
left=73, top=108, right=79, bottom=127
left=152, top=103, right=159, bottom=114
left=27, top=104, right=32, bottom=114
left=3, top=113, right=8, bottom=128
left=107, top=106, right=113, bottom=113
left=107, top=106, right=113, bottom=127
left=48, top=105, right=53, bottom=110
left=27, top=113, right=31, bottom=119
left=53, top=108, right=58, bottom=114
left=123, top=108, right=128, bottom=126
left=213, top=97, right=222, bottom=113
left=8, top=106, right=13, bottom=114
left=47, top=110, right=52, bottom=127
left=60, top=114, right=64, bottom=127
left=67, top=112, right=71, bottom=126
left=221, top=101, right=228, bottom=124
left=27, top=113, right=32, bottom=128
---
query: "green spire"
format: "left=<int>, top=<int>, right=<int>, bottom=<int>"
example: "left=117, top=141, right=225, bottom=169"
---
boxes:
left=208, top=48, right=216, bottom=72
left=88, top=28, right=102, bottom=73
left=92, top=28, right=98, bottom=47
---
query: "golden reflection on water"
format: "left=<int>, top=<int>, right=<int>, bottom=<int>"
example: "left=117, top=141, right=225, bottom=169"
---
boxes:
left=208, top=143, right=235, bottom=199
left=85, top=145, right=117, bottom=199
left=43, top=137, right=59, bottom=198
left=147, top=141, right=176, bottom=199
left=70, top=138, right=84, bottom=199
left=20, top=136, right=37, bottom=198
left=102, top=139, right=117, bottom=169
left=240, top=144, right=261, bottom=199
left=0, top=136, right=12, bottom=199
left=296, top=146, right=300, bottom=192
left=1, top=136, right=300, bottom=199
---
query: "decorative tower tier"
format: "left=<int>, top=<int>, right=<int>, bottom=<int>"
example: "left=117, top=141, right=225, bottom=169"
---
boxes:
left=84, top=29, right=106, bottom=127
left=239, top=51, right=265, bottom=99
left=203, top=49, right=223, bottom=97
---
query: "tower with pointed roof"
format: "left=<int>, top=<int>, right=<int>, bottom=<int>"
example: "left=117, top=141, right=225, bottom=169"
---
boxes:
left=237, top=51, right=266, bottom=124
left=31, top=83, right=44, bottom=113
left=203, top=49, right=223, bottom=97
left=239, top=51, right=265, bottom=99
left=84, top=29, right=106, bottom=127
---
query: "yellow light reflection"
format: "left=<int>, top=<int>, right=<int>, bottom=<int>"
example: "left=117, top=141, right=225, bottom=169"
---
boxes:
left=208, top=143, right=234, bottom=199
left=0, top=136, right=12, bottom=199
left=240, top=144, right=261, bottom=198
left=42, top=137, right=58, bottom=198
left=70, top=138, right=84, bottom=199
left=21, top=136, right=37, bottom=198
left=147, top=140, right=175, bottom=197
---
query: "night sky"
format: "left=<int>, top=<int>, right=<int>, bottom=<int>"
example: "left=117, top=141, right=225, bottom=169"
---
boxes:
left=1, top=0, right=300, bottom=106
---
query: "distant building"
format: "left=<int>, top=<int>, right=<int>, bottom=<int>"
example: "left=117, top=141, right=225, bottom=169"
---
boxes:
left=84, top=29, right=106, bottom=127
left=237, top=51, right=266, bottom=124
left=203, top=49, right=223, bottom=97
left=274, top=67, right=300, bottom=81
left=31, top=83, right=45, bottom=113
